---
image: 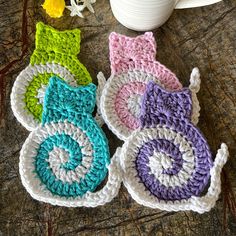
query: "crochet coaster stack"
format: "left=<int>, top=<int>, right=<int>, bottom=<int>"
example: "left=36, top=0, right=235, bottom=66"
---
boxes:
left=11, top=23, right=122, bottom=207
left=11, top=27, right=228, bottom=212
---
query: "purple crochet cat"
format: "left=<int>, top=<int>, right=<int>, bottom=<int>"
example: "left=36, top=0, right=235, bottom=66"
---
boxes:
left=120, top=80, right=228, bottom=213
left=139, top=81, right=212, bottom=200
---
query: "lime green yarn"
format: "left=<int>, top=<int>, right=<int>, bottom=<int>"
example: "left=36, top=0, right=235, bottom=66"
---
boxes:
left=12, top=22, right=93, bottom=132
left=30, top=22, right=91, bottom=85
left=35, top=22, right=81, bottom=55
left=24, top=73, right=56, bottom=121
left=25, top=22, right=92, bottom=121
left=30, top=51, right=90, bottom=85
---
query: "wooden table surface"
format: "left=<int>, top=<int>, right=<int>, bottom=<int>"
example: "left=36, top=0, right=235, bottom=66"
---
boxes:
left=1, top=0, right=236, bottom=235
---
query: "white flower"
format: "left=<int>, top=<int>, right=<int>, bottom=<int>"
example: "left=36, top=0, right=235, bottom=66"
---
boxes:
left=80, top=0, right=96, bottom=13
left=66, top=0, right=96, bottom=18
left=66, top=0, right=85, bottom=18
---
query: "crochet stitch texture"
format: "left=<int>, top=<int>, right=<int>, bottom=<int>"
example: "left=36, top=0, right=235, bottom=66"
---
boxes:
left=11, top=22, right=92, bottom=131
left=19, top=77, right=122, bottom=207
left=120, top=81, right=228, bottom=213
left=100, top=32, right=201, bottom=141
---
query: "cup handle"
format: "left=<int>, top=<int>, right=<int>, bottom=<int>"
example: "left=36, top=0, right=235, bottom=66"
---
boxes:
left=175, top=0, right=222, bottom=9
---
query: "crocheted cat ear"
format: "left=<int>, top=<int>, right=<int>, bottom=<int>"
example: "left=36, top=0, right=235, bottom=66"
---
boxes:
left=109, top=32, right=157, bottom=73
left=42, top=76, right=96, bottom=124
left=11, top=22, right=91, bottom=131
left=120, top=81, right=228, bottom=213
left=19, top=79, right=122, bottom=207
left=140, top=81, right=192, bottom=127
left=34, top=22, right=81, bottom=55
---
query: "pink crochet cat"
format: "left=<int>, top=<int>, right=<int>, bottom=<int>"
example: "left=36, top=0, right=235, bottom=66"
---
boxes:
left=100, top=32, right=183, bottom=140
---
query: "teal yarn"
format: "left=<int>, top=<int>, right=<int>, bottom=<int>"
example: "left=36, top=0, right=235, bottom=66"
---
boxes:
left=33, top=76, right=110, bottom=198
left=42, top=76, right=97, bottom=123
left=35, top=134, right=83, bottom=197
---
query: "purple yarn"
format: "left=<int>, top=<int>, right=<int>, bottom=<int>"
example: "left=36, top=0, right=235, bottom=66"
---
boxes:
left=140, top=81, right=193, bottom=126
left=136, top=136, right=211, bottom=200
left=136, top=139, right=183, bottom=175
left=133, top=81, right=213, bottom=201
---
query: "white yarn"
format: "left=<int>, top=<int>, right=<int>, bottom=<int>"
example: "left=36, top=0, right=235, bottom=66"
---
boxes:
left=149, top=152, right=173, bottom=171
left=100, top=70, right=161, bottom=140
left=120, top=126, right=228, bottom=213
left=36, top=84, right=48, bottom=104
left=127, top=94, right=142, bottom=118
left=121, top=126, right=195, bottom=190
left=94, top=72, right=106, bottom=126
left=189, top=67, right=201, bottom=125
left=19, top=121, right=122, bottom=207
left=11, top=63, right=77, bottom=131
left=48, top=141, right=93, bottom=183
left=100, top=68, right=201, bottom=140
left=148, top=149, right=195, bottom=188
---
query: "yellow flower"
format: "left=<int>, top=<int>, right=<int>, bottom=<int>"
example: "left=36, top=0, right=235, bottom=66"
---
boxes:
left=42, top=0, right=65, bottom=18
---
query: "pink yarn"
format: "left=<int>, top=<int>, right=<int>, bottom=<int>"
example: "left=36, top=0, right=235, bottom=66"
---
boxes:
left=100, top=32, right=184, bottom=141
left=109, top=32, right=182, bottom=91
left=115, top=82, right=146, bottom=130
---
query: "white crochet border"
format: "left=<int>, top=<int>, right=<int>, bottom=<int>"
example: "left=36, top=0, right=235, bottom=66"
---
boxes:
left=19, top=121, right=122, bottom=207
left=11, top=62, right=105, bottom=130
left=189, top=68, right=201, bottom=125
left=100, top=70, right=162, bottom=140
left=100, top=68, right=201, bottom=141
left=120, top=126, right=228, bottom=213
left=11, top=63, right=77, bottom=131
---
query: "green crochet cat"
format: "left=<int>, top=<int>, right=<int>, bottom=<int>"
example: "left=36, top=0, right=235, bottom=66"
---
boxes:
left=11, top=22, right=92, bottom=131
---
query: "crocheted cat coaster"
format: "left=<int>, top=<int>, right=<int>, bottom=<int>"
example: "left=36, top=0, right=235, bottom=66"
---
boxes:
left=100, top=32, right=200, bottom=141
left=11, top=22, right=92, bottom=131
left=19, top=77, right=122, bottom=207
left=120, top=81, right=228, bottom=213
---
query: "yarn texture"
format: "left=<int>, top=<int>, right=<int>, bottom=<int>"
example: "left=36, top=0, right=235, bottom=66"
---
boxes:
left=19, top=77, right=122, bottom=207
left=100, top=32, right=200, bottom=141
left=11, top=27, right=227, bottom=212
left=11, top=22, right=91, bottom=131
left=120, top=81, right=228, bottom=213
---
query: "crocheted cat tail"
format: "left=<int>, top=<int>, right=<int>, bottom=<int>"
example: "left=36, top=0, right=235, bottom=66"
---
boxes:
left=100, top=32, right=200, bottom=140
left=120, top=81, right=228, bottom=213
left=19, top=77, right=122, bottom=207
left=11, top=22, right=92, bottom=131
left=189, top=67, right=201, bottom=125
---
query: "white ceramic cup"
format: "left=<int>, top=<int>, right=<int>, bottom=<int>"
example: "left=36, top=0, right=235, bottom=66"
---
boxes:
left=110, top=0, right=223, bottom=31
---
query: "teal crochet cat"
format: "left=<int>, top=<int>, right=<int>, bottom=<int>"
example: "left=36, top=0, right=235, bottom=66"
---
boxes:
left=19, top=77, right=122, bottom=207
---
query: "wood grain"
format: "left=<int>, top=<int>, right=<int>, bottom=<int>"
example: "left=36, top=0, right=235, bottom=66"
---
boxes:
left=0, top=0, right=236, bottom=235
